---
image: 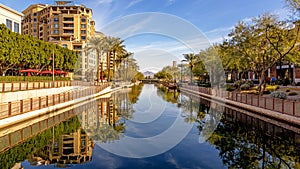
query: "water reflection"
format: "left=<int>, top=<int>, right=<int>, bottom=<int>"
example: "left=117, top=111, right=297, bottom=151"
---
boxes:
left=0, top=84, right=299, bottom=168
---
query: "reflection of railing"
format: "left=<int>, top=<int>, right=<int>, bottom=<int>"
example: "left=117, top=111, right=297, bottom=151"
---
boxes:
left=181, top=84, right=300, bottom=118
left=0, top=109, right=77, bottom=153
left=0, top=83, right=109, bottom=120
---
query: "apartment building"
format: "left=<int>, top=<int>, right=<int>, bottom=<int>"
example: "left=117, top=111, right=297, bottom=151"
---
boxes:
left=0, top=3, right=23, bottom=33
left=22, top=0, right=95, bottom=78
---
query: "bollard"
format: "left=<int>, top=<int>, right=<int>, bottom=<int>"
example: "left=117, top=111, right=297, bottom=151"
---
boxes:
left=46, top=96, right=49, bottom=107
left=39, top=97, right=42, bottom=109
left=8, top=102, right=12, bottom=116
left=20, top=100, right=23, bottom=113
left=30, top=98, right=33, bottom=110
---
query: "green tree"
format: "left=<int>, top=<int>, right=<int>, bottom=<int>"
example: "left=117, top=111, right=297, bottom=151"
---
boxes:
left=183, top=53, right=198, bottom=83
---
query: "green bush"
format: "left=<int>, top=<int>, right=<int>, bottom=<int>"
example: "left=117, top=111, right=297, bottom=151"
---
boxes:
left=288, top=92, right=298, bottom=96
left=226, top=85, right=235, bottom=91
left=226, top=79, right=234, bottom=83
left=270, top=91, right=287, bottom=99
left=240, top=84, right=250, bottom=90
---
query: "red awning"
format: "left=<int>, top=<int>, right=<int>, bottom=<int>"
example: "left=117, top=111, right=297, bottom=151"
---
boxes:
left=19, top=69, right=39, bottom=73
left=39, top=70, right=54, bottom=74
left=54, top=70, right=68, bottom=75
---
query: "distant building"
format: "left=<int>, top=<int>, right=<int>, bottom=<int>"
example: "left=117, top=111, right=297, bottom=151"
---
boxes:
left=0, top=3, right=23, bottom=33
left=143, top=71, right=155, bottom=79
left=22, top=0, right=95, bottom=78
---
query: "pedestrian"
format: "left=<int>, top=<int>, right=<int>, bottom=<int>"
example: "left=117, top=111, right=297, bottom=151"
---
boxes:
left=271, top=76, right=275, bottom=85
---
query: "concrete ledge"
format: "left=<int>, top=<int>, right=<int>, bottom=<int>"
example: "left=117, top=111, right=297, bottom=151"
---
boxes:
left=180, top=87, right=300, bottom=127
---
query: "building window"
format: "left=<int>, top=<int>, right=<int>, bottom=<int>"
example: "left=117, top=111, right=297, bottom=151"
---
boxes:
left=62, top=44, right=68, bottom=48
left=33, top=13, right=37, bottom=16
left=81, top=30, right=86, bottom=34
left=81, top=36, right=86, bottom=40
left=54, top=18, right=59, bottom=22
left=54, top=24, right=59, bottom=28
left=81, top=18, right=86, bottom=22
left=81, top=24, right=86, bottom=28
left=34, top=18, right=37, bottom=22
left=6, top=19, right=12, bottom=30
left=54, top=30, right=59, bottom=34
left=14, top=22, right=19, bottom=33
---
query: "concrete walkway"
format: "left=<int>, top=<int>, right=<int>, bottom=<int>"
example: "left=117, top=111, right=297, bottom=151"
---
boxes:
left=0, top=86, right=82, bottom=103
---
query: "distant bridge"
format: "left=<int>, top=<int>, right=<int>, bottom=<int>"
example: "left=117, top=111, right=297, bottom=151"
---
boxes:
left=141, top=79, right=160, bottom=83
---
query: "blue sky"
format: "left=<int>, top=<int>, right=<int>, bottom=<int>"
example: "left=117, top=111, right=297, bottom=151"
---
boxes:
left=0, top=0, right=291, bottom=72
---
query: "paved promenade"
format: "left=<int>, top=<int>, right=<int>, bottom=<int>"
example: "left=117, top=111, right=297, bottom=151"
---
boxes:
left=0, top=86, right=81, bottom=103
left=180, top=86, right=300, bottom=127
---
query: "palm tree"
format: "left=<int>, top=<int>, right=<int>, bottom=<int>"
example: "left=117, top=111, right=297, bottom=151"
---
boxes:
left=183, top=53, right=198, bottom=83
left=86, top=37, right=105, bottom=82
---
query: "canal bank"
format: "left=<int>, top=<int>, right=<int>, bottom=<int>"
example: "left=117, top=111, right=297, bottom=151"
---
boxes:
left=180, top=85, right=300, bottom=127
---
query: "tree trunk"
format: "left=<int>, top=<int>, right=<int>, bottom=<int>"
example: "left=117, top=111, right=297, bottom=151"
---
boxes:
left=258, top=71, right=266, bottom=94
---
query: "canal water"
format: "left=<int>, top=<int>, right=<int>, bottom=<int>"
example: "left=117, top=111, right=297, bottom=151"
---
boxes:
left=0, top=84, right=299, bottom=169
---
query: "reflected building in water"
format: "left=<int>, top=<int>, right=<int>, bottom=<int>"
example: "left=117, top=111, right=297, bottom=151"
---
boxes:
left=29, top=129, right=94, bottom=166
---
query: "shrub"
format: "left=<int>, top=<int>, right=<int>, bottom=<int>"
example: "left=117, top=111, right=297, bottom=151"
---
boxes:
left=226, top=85, right=235, bottom=91
left=240, top=84, right=250, bottom=90
left=226, top=79, right=234, bottom=83
left=286, top=89, right=290, bottom=92
left=233, top=80, right=243, bottom=88
left=288, top=92, right=298, bottom=96
left=244, top=80, right=254, bottom=87
left=270, top=91, right=287, bottom=99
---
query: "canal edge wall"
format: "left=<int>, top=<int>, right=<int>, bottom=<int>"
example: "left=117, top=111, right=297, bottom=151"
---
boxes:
left=0, top=86, right=123, bottom=131
left=180, top=87, right=300, bottom=127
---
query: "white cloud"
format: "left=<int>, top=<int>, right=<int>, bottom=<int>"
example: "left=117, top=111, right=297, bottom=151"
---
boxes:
left=166, top=0, right=176, bottom=6
left=126, top=0, right=143, bottom=9
left=94, top=0, right=114, bottom=5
